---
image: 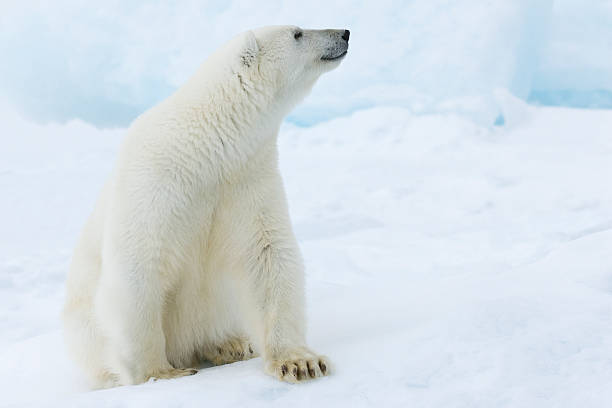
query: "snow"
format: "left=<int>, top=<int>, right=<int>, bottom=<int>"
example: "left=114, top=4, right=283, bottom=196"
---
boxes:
left=2, top=1, right=612, bottom=405
left=1, top=0, right=611, bottom=127
left=2, top=98, right=612, bottom=406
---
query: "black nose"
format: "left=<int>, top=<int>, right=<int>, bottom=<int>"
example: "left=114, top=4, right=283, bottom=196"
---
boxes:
left=342, top=30, right=350, bottom=42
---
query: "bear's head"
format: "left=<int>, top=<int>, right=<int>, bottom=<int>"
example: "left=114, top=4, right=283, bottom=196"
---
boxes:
left=231, top=25, right=350, bottom=110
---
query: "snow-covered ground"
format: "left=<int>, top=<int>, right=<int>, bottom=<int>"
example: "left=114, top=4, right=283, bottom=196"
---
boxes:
left=2, top=96, right=612, bottom=406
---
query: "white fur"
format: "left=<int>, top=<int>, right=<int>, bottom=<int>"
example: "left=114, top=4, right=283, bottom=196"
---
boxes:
left=63, top=26, right=348, bottom=388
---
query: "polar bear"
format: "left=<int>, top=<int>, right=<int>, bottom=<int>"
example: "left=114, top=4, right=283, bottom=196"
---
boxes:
left=62, top=26, right=349, bottom=388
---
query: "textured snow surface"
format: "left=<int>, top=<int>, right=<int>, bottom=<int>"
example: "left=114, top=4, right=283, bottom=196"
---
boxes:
left=2, top=101, right=612, bottom=407
left=1, top=0, right=611, bottom=127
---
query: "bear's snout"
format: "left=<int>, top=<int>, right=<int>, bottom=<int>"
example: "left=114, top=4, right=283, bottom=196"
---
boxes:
left=320, top=29, right=350, bottom=61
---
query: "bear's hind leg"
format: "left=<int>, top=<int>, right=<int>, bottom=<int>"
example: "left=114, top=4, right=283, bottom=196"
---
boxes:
left=95, top=248, right=198, bottom=385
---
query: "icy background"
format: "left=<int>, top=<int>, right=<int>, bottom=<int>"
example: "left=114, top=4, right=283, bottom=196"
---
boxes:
left=1, top=1, right=612, bottom=407
left=2, top=0, right=612, bottom=127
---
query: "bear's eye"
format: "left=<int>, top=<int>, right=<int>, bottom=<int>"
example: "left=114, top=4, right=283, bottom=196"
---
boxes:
left=294, top=31, right=303, bottom=40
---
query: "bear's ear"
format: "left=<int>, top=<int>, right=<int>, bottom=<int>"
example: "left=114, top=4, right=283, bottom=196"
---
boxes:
left=239, top=30, right=259, bottom=68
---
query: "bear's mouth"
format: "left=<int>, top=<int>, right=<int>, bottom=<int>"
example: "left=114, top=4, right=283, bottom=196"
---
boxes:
left=321, top=50, right=348, bottom=61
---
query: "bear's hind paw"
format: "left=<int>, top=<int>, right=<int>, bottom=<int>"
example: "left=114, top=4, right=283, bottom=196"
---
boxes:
left=149, top=367, right=198, bottom=381
left=204, top=336, right=257, bottom=366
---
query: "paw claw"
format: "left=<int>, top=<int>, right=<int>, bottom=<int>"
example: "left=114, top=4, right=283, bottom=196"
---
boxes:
left=307, top=364, right=316, bottom=377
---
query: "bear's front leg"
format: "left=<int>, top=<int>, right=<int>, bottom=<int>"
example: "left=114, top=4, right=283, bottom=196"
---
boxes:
left=246, top=220, right=330, bottom=383
left=238, top=171, right=331, bottom=383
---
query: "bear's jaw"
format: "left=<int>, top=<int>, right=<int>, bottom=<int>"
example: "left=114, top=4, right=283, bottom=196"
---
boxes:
left=321, top=50, right=347, bottom=61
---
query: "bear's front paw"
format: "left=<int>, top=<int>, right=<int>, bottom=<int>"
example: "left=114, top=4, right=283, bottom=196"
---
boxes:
left=265, top=347, right=330, bottom=383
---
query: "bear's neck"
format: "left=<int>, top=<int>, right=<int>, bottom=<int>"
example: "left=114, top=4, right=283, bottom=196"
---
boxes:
left=166, top=69, right=288, bottom=179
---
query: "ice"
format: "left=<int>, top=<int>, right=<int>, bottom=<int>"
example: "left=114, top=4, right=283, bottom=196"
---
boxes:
left=1, top=1, right=610, bottom=128
left=529, top=0, right=612, bottom=108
